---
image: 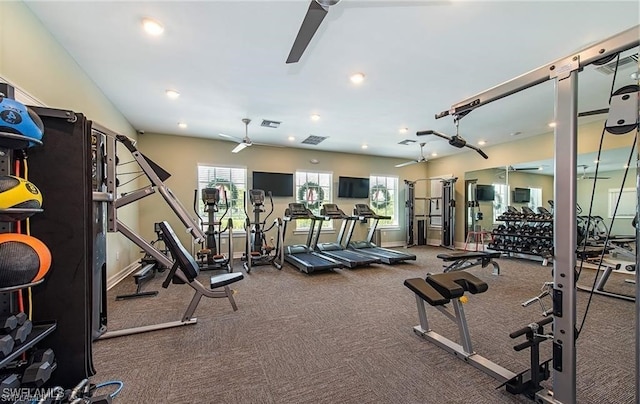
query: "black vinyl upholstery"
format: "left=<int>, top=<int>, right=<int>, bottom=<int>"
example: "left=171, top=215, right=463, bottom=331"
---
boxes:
left=158, top=221, right=200, bottom=282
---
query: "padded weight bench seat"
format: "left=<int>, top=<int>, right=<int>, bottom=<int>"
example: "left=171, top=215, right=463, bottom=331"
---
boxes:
left=436, top=251, right=501, bottom=275
left=210, top=272, right=244, bottom=289
left=404, top=271, right=488, bottom=306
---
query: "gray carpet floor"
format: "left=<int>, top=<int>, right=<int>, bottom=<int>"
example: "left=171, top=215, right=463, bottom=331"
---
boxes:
left=92, top=247, right=637, bottom=403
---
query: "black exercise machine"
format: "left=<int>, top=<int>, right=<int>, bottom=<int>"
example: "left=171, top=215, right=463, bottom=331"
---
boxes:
left=194, top=187, right=234, bottom=272
left=115, top=222, right=169, bottom=300
left=98, top=221, right=244, bottom=339
left=436, top=251, right=501, bottom=275
left=315, top=203, right=380, bottom=268
left=242, top=189, right=283, bottom=273
left=345, top=204, right=416, bottom=264
left=281, top=203, right=343, bottom=274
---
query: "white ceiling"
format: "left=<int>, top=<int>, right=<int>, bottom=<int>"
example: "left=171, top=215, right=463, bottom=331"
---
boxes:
left=25, top=1, right=639, bottom=162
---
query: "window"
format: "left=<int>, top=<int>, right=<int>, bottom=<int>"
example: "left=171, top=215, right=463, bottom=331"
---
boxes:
left=370, top=175, right=398, bottom=227
left=295, top=171, right=333, bottom=229
left=196, top=165, right=247, bottom=230
left=528, top=188, right=543, bottom=212
left=492, top=183, right=509, bottom=223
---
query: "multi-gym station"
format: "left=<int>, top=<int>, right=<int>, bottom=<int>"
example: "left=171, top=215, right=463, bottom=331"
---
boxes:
left=0, top=2, right=638, bottom=403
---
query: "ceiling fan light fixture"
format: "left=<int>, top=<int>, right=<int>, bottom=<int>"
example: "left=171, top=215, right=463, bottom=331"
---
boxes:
left=316, top=0, right=340, bottom=6
left=232, top=142, right=250, bottom=153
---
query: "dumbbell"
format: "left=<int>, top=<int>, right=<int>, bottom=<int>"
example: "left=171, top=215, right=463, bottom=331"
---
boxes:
left=0, top=373, right=20, bottom=391
left=22, top=348, right=56, bottom=387
left=10, top=319, right=32, bottom=345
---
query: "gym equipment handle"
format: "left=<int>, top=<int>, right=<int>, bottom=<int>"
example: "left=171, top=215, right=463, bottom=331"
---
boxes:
left=509, top=316, right=553, bottom=339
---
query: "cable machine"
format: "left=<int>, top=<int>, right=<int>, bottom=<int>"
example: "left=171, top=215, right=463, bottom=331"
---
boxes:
left=435, top=25, right=639, bottom=403
left=405, top=178, right=456, bottom=248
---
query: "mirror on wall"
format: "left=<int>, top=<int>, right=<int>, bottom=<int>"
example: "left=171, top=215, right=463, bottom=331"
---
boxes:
left=464, top=146, right=638, bottom=242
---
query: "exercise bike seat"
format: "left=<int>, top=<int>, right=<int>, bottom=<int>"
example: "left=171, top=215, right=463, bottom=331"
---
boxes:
left=426, top=271, right=488, bottom=299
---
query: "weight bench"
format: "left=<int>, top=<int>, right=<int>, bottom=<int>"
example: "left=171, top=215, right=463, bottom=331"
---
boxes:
left=99, top=221, right=244, bottom=339
left=115, top=262, right=159, bottom=300
left=437, top=251, right=501, bottom=275
left=404, top=271, right=516, bottom=384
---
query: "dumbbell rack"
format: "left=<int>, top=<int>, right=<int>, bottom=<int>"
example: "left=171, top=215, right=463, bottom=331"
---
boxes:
left=488, top=208, right=554, bottom=265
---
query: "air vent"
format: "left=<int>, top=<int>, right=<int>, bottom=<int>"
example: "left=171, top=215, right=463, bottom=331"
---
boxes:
left=595, top=53, right=638, bottom=75
left=301, top=135, right=328, bottom=145
left=398, top=139, right=416, bottom=145
left=261, top=119, right=281, bottom=128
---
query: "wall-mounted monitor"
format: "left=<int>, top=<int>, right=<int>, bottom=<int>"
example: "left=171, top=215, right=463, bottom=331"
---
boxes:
left=252, top=171, right=293, bottom=197
left=338, top=176, right=370, bottom=199
left=513, top=187, right=531, bottom=203
left=475, top=184, right=495, bottom=201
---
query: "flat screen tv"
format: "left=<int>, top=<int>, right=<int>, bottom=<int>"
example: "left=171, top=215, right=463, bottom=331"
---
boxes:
left=338, top=176, right=370, bottom=199
left=252, top=171, right=293, bottom=197
left=513, top=187, right=531, bottom=203
left=475, top=184, right=495, bottom=201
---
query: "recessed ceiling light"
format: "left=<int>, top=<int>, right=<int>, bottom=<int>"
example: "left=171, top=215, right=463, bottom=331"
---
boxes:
left=593, top=159, right=600, bottom=164
left=142, top=18, right=164, bottom=36
left=631, top=72, right=639, bottom=80
left=361, top=144, right=368, bottom=149
left=178, top=122, right=187, bottom=129
left=350, top=72, right=365, bottom=84
left=165, top=89, right=180, bottom=99
left=478, top=140, right=486, bottom=146
left=510, top=131, right=522, bottom=136
left=310, top=114, right=320, bottom=121
left=548, top=122, right=556, bottom=128
left=431, top=152, right=438, bottom=157
left=624, top=164, right=629, bottom=168
left=310, top=158, right=320, bottom=164
left=288, top=136, right=295, bottom=141
left=399, top=127, right=408, bottom=134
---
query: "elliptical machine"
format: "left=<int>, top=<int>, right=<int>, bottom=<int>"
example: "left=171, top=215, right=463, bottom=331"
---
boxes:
left=194, top=187, right=234, bottom=272
left=242, top=189, right=283, bottom=273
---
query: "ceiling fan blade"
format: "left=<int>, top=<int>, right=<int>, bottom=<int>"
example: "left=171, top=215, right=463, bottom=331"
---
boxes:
left=286, top=1, right=329, bottom=64
left=395, top=160, right=418, bottom=168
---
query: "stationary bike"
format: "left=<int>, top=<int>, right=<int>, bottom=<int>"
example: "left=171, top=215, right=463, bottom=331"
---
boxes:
left=242, top=189, right=283, bottom=273
left=194, top=187, right=234, bottom=272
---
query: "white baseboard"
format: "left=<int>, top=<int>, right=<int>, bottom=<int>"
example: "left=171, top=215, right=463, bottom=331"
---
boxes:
left=106, top=261, right=142, bottom=290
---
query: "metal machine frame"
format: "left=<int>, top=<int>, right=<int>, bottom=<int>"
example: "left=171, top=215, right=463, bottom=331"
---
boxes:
left=436, top=25, right=639, bottom=403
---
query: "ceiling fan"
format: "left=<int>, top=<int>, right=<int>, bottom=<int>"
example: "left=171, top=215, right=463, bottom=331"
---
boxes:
left=286, top=0, right=341, bottom=64
left=395, top=142, right=427, bottom=168
left=578, top=164, right=610, bottom=180
left=219, top=118, right=253, bottom=153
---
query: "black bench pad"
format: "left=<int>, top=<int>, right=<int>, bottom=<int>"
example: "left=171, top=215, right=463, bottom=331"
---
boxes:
left=426, top=271, right=488, bottom=299
left=210, top=272, right=244, bottom=289
left=404, top=278, right=449, bottom=306
left=436, top=251, right=501, bottom=261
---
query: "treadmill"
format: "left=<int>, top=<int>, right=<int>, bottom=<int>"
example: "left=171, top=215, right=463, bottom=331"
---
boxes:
left=345, top=204, right=417, bottom=264
left=282, top=203, right=343, bottom=274
left=315, top=203, right=381, bottom=268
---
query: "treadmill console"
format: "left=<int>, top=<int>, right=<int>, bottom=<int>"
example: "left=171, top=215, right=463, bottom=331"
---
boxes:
left=320, top=203, right=344, bottom=218
left=353, top=204, right=374, bottom=218
left=249, top=189, right=265, bottom=206
left=201, top=188, right=220, bottom=205
left=286, top=203, right=310, bottom=218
